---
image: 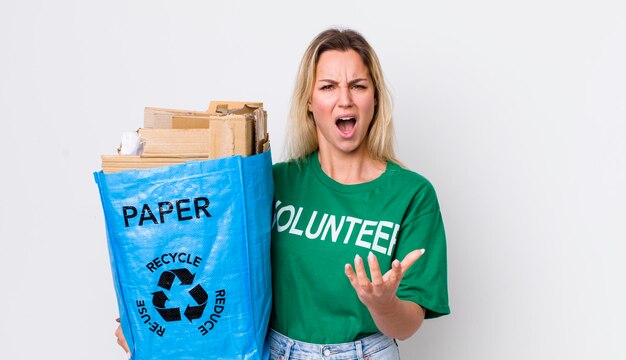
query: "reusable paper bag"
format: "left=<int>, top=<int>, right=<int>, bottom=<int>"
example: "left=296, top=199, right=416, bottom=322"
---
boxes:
left=94, top=150, right=273, bottom=359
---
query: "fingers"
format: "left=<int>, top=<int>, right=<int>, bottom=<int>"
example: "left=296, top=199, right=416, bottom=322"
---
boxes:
left=354, top=254, right=371, bottom=290
left=344, top=249, right=425, bottom=289
left=367, top=251, right=384, bottom=286
left=344, top=263, right=356, bottom=284
left=400, top=249, right=425, bottom=276
left=344, top=254, right=374, bottom=293
left=115, top=322, right=130, bottom=354
left=383, top=258, right=402, bottom=284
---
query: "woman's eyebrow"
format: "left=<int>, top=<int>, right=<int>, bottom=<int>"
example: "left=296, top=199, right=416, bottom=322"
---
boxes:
left=316, top=78, right=369, bottom=84
left=348, top=78, right=369, bottom=85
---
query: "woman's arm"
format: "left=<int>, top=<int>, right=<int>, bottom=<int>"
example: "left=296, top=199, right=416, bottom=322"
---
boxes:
left=344, top=249, right=425, bottom=340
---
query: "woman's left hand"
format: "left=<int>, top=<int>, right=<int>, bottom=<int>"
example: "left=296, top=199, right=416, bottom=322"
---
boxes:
left=344, top=249, right=424, bottom=314
left=115, top=317, right=130, bottom=354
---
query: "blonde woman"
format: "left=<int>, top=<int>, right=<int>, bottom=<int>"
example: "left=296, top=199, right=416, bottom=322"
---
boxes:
left=115, top=28, right=449, bottom=359
left=269, top=28, right=449, bottom=359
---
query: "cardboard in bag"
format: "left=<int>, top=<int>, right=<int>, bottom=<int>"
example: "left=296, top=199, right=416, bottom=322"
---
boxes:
left=100, top=155, right=209, bottom=172
left=138, top=128, right=212, bottom=156
left=143, top=107, right=208, bottom=129
left=101, top=101, right=269, bottom=174
left=143, top=101, right=263, bottom=129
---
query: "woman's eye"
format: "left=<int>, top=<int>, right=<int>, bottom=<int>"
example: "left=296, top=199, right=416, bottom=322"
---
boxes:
left=352, top=84, right=367, bottom=90
left=320, top=85, right=334, bottom=90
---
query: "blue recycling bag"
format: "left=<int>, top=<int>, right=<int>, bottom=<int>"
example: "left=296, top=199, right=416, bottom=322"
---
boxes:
left=94, top=151, right=273, bottom=359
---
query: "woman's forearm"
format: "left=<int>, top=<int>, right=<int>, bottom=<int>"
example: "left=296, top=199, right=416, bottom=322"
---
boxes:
left=369, top=297, right=425, bottom=340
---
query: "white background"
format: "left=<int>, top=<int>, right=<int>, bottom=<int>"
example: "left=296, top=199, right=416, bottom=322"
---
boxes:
left=1, top=1, right=624, bottom=359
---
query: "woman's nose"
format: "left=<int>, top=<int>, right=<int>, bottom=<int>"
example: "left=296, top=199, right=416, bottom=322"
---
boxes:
left=337, top=86, right=353, bottom=107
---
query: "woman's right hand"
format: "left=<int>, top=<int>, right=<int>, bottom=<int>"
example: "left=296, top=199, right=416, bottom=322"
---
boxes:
left=115, top=318, right=130, bottom=354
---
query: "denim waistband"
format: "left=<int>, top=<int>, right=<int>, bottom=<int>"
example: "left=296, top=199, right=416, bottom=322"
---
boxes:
left=268, top=329, right=397, bottom=360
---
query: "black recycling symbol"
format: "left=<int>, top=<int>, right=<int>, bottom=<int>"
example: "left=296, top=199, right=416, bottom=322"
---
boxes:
left=151, top=268, right=208, bottom=322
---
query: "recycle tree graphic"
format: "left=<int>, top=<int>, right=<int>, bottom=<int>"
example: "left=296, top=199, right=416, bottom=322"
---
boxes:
left=151, top=268, right=208, bottom=322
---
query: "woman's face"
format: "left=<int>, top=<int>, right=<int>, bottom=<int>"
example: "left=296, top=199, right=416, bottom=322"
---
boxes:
left=308, top=49, right=376, bottom=156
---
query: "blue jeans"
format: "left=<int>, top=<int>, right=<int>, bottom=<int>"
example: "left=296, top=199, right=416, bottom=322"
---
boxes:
left=268, top=329, right=401, bottom=360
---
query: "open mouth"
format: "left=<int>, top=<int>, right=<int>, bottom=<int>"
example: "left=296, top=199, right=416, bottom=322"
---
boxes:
left=336, top=116, right=357, bottom=134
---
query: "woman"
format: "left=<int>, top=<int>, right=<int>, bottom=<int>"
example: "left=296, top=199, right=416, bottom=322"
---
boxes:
left=268, top=28, right=449, bottom=359
left=116, top=27, right=450, bottom=359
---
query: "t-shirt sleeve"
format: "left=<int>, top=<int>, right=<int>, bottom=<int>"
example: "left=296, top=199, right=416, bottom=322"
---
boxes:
left=394, top=183, right=450, bottom=319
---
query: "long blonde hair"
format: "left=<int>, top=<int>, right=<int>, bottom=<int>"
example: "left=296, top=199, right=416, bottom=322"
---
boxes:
left=285, top=28, right=397, bottom=163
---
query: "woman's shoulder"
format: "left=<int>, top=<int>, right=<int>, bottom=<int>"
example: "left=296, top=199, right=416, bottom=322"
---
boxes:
left=272, top=159, right=299, bottom=175
left=386, top=161, right=434, bottom=190
left=385, top=162, right=441, bottom=211
left=272, top=159, right=295, bottom=170
left=272, top=153, right=315, bottom=175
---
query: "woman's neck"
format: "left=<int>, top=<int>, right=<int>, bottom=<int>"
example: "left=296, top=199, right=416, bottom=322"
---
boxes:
left=317, top=145, right=386, bottom=185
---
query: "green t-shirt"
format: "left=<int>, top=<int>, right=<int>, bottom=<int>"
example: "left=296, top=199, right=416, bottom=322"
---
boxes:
left=270, top=152, right=450, bottom=344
